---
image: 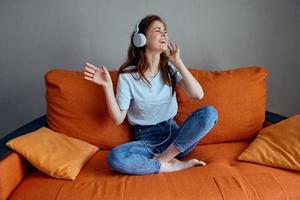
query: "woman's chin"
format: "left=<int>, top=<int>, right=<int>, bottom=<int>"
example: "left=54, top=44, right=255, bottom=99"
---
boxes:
left=148, top=45, right=167, bottom=53
left=159, top=46, right=168, bottom=52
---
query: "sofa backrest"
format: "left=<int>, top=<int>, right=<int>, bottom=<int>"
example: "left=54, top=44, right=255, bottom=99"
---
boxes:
left=45, top=66, right=267, bottom=149
left=175, top=66, right=267, bottom=145
left=46, top=69, right=131, bottom=150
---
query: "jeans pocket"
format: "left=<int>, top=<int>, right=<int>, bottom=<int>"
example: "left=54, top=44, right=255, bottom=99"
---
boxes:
left=133, top=125, right=154, bottom=136
left=133, top=124, right=164, bottom=142
left=137, top=126, right=152, bottom=134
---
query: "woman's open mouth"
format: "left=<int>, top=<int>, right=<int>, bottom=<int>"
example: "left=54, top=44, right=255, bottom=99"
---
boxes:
left=159, top=39, right=167, bottom=44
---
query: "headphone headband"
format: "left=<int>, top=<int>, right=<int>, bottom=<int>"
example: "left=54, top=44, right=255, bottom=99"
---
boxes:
left=133, top=20, right=141, bottom=33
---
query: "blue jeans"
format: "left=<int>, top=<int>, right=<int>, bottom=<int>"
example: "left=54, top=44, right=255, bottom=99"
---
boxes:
left=107, top=105, right=218, bottom=175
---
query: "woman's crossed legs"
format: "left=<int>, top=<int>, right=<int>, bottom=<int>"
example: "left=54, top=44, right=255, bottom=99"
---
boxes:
left=107, top=105, right=218, bottom=175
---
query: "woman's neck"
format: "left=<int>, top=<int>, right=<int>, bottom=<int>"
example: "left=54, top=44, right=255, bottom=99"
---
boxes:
left=145, top=50, right=160, bottom=74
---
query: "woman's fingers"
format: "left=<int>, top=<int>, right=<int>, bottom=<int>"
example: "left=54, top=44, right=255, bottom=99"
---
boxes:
left=169, top=42, right=174, bottom=50
left=84, top=66, right=95, bottom=74
left=84, top=67, right=96, bottom=74
left=102, top=65, right=109, bottom=74
left=168, top=42, right=179, bottom=53
left=85, top=62, right=98, bottom=70
left=85, top=62, right=105, bottom=72
left=84, top=71, right=94, bottom=78
left=168, top=43, right=173, bottom=52
left=174, top=43, right=178, bottom=51
left=84, top=76, right=93, bottom=81
left=84, top=62, right=104, bottom=73
left=170, top=42, right=177, bottom=52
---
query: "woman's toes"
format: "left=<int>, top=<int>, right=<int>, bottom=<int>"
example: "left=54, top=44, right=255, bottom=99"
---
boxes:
left=198, top=160, right=206, bottom=166
left=189, top=158, right=206, bottom=166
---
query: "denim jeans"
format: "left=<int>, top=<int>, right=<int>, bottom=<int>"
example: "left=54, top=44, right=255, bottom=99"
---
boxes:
left=107, top=105, right=218, bottom=175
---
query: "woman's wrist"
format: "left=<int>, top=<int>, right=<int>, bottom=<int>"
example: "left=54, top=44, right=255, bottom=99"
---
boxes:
left=103, top=83, right=113, bottom=93
left=171, top=58, right=184, bottom=69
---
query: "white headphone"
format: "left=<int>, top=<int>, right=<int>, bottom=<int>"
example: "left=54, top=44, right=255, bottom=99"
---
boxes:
left=132, top=20, right=147, bottom=48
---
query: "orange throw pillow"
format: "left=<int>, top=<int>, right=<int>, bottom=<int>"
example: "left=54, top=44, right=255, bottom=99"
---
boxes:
left=237, top=115, right=300, bottom=171
left=175, top=66, right=268, bottom=145
left=6, top=127, right=99, bottom=180
left=45, top=69, right=133, bottom=149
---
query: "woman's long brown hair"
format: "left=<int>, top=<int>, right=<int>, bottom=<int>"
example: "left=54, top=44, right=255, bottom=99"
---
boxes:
left=118, top=15, right=178, bottom=96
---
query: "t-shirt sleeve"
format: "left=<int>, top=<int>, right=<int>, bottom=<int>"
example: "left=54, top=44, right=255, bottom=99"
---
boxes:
left=116, top=74, right=132, bottom=110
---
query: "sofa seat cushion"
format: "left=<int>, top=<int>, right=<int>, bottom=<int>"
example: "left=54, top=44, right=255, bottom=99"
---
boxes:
left=8, top=143, right=299, bottom=200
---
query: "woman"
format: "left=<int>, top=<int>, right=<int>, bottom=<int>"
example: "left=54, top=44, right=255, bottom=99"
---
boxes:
left=83, top=15, right=218, bottom=175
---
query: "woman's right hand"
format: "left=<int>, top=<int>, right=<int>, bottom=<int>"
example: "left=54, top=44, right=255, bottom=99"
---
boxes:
left=83, top=62, right=113, bottom=89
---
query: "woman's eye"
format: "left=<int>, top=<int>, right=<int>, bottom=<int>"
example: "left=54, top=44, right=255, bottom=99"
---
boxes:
left=155, top=30, right=167, bottom=34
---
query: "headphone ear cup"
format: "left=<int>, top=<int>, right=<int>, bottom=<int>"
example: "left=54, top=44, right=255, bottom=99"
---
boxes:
left=133, top=33, right=147, bottom=47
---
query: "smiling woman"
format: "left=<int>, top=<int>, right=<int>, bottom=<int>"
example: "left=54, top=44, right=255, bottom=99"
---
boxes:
left=83, top=14, right=217, bottom=175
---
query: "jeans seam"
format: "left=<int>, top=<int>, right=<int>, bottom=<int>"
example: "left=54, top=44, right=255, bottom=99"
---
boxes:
left=114, top=153, right=159, bottom=174
left=143, top=141, right=160, bottom=155
left=172, top=141, right=185, bottom=152
left=108, top=154, right=124, bottom=172
left=172, top=113, right=204, bottom=152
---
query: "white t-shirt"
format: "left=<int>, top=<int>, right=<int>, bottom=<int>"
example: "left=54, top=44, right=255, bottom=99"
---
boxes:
left=116, top=65, right=183, bottom=126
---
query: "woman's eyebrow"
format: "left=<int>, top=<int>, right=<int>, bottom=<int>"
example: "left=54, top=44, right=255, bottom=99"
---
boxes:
left=154, top=27, right=167, bottom=31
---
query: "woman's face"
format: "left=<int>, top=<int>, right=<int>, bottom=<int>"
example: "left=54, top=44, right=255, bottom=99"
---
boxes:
left=145, top=20, right=168, bottom=53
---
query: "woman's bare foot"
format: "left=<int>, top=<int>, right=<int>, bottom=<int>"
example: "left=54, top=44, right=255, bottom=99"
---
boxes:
left=169, top=157, right=206, bottom=167
left=153, top=154, right=206, bottom=173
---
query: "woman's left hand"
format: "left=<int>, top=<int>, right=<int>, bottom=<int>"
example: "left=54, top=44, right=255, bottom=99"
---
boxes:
left=166, top=42, right=181, bottom=65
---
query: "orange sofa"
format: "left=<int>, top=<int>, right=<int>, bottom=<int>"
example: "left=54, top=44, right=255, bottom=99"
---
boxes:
left=1, top=66, right=299, bottom=200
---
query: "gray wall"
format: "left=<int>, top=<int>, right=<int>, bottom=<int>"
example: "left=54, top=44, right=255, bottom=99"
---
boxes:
left=1, top=0, right=300, bottom=138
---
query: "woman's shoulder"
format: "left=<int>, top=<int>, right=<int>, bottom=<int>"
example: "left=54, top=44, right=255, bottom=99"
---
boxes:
left=118, top=65, right=139, bottom=80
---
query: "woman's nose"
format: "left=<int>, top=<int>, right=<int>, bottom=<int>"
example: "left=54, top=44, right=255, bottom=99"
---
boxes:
left=161, top=31, right=167, bottom=37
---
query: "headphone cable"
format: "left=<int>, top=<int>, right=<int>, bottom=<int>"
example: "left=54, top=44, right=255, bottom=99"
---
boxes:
left=143, top=120, right=172, bottom=156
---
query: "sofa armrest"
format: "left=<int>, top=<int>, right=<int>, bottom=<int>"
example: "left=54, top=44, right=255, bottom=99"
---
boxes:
left=0, top=115, right=47, bottom=161
left=0, top=153, right=30, bottom=200
left=0, top=115, right=47, bottom=200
